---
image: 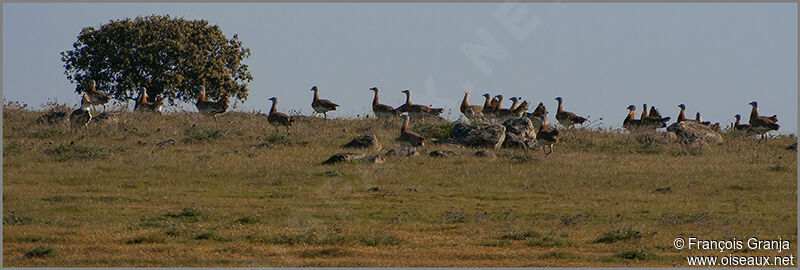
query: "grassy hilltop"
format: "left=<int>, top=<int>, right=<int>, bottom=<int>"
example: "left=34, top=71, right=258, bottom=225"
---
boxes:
left=2, top=102, right=797, bottom=267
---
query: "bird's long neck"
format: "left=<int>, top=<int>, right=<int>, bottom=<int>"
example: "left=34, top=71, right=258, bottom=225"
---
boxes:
left=496, top=97, right=503, bottom=110
left=199, top=89, right=207, bottom=102
left=404, top=92, right=411, bottom=105
left=313, top=90, right=320, bottom=101
left=140, top=89, right=148, bottom=103
left=461, top=93, right=469, bottom=108
left=696, top=112, right=702, bottom=122
left=734, top=115, right=741, bottom=126
left=557, top=99, right=564, bottom=113
left=482, top=96, right=491, bottom=108
left=372, top=91, right=379, bottom=107
left=678, top=108, right=686, bottom=122
left=641, top=104, right=648, bottom=118
left=270, top=100, right=277, bottom=114
left=402, top=117, right=410, bottom=132
left=627, top=109, right=636, bottom=121
left=510, top=99, right=519, bottom=110
left=749, top=104, right=758, bottom=120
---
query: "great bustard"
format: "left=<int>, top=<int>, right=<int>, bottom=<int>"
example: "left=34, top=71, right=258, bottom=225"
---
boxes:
left=195, top=86, right=230, bottom=120
left=399, top=113, right=425, bottom=147
left=554, top=97, right=587, bottom=128
left=70, top=93, right=93, bottom=130
left=733, top=114, right=754, bottom=134
left=460, top=90, right=484, bottom=119
left=747, top=101, right=780, bottom=141
left=395, top=89, right=435, bottom=117
left=622, top=105, right=643, bottom=131
left=481, top=93, right=496, bottom=116
left=496, top=96, right=519, bottom=119
left=267, top=97, right=294, bottom=132
left=134, top=87, right=163, bottom=113
left=310, top=86, right=339, bottom=119
left=369, top=87, right=395, bottom=118
left=536, top=114, right=559, bottom=155
left=84, top=80, right=110, bottom=112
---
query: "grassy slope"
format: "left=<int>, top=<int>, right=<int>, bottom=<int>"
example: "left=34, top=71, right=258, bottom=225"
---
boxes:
left=2, top=105, right=797, bottom=267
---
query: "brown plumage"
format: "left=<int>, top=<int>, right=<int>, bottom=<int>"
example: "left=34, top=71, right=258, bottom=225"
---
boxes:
left=554, top=97, right=587, bottom=128
left=369, top=87, right=395, bottom=118
left=310, top=86, right=339, bottom=119
left=134, top=87, right=163, bottom=113
left=512, top=100, right=528, bottom=118
left=491, top=95, right=505, bottom=117
left=395, top=89, right=434, bottom=116
left=267, top=97, right=294, bottom=132
left=497, top=96, right=519, bottom=119
left=747, top=101, right=780, bottom=140
left=526, top=102, right=547, bottom=118
left=460, top=90, right=484, bottom=119
left=70, top=93, right=93, bottom=129
left=695, top=112, right=718, bottom=128
left=648, top=106, right=668, bottom=120
left=481, top=93, right=496, bottom=116
left=195, top=86, right=229, bottom=120
left=641, top=104, right=649, bottom=119
left=733, top=114, right=754, bottom=133
left=748, top=101, right=778, bottom=123
left=85, top=80, right=110, bottom=111
left=676, top=104, right=699, bottom=123
left=641, top=105, right=670, bottom=128
left=429, top=107, right=445, bottom=116
left=536, top=115, right=559, bottom=155
left=399, top=113, right=425, bottom=147
left=623, top=105, right=643, bottom=131
left=139, top=96, right=164, bottom=114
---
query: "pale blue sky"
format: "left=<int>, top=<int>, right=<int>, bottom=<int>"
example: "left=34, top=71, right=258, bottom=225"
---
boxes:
left=2, top=3, right=796, bottom=133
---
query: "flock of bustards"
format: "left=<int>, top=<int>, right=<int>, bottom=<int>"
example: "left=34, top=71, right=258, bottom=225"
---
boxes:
left=66, top=81, right=781, bottom=154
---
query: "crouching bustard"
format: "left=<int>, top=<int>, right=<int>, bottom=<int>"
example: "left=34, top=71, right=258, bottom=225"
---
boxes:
left=399, top=113, right=425, bottom=147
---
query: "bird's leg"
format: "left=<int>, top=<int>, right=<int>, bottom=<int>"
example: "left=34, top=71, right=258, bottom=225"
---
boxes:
left=324, top=113, right=328, bottom=120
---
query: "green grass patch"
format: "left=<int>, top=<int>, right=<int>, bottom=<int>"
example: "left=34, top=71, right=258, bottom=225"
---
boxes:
left=182, top=126, right=224, bottom=143
left=615, top=249, right=649, bottom=260
left=44, top=143, right=107, bottom=162
left=593, top=228, right=641, bottom=244
left=25, top=246, right=55, bottom=258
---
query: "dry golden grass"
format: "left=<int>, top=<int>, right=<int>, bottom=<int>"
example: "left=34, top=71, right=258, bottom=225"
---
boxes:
left=3, top=102, right=797, bottom=267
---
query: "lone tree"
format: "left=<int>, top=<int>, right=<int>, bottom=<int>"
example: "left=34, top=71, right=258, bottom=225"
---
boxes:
left=61, top=15, right=253, bottom=105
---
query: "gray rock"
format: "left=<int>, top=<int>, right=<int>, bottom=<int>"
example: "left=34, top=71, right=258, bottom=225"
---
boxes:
left=36, top=111, right=68, bottom=124
left=667, top=121, right=723, bottom=146
left=635, top=131, right=677, bottom=145
left=429, top=150, right=459, bottom=158
left=502, top=117, right=538, bottom=149
left=360, top=154, right=385, bottom=164
left=474, top=150, right=496, bottom=158
left=322, top=153, right=365, bottom=164
left=343, top=134, right=381, bottom=150
left=385, top=146, right=418, bottom=157
left=450, top=122, right=506, bottom=149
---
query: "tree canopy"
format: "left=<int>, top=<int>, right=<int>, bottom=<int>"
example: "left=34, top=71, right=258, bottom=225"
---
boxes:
left=61, top=15, right=253, bottom=105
